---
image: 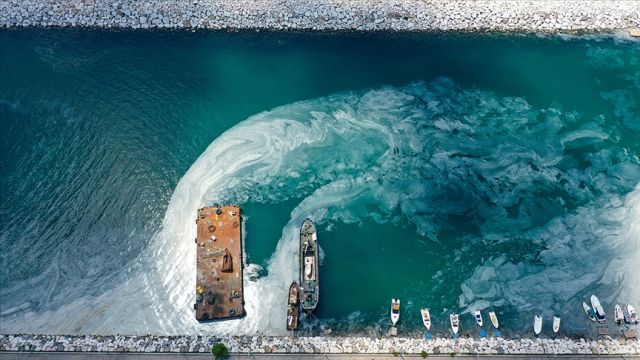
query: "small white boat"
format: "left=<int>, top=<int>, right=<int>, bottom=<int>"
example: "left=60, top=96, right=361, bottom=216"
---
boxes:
left=534, top=315, right=542, bottom=335
left=489, top=311, right=499, bottom=329
left=390, top=299, right=400, bottom=326
left=421, top=308, right=431, bottom=331
left=629, top=304, right=638, bottom=324
left=583, top=301, right=596, bottom=321
left=590, top=295, right=606, bottom=323
left=614, top=304, right=624, bottom=325
left=553, top=316, right=561, bottom=333
left=474, top=310, right=483, bottom=327
left=624, top=308, right=632, bottom=324
left=450, top=313, right=460, bottom=335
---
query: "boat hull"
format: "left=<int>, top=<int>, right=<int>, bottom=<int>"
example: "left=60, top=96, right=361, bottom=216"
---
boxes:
left=421, top=308, right=431, bottom=330
left=299, top=218, right=319, bottom=312
left=286, top=282, right=299, bottom=331
left=391, top=299, right=400, bottom=326
left=628, top=305, right=638, bottom=324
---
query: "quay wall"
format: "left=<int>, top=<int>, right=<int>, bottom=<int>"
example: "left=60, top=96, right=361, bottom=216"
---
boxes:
left=1, top=0, right=640, bottom=32
left=2, top=334, right=640, bottom=355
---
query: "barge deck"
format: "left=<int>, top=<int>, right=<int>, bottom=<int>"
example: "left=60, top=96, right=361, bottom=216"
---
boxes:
left=194, top=205, right=244, bottom=321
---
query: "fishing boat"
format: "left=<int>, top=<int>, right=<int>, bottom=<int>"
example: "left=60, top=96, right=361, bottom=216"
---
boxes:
left=299, top=218, right=319, bottom=312
left=391, top=299, right=400, bottom=326
left=474, top=310, right=483, bottom=327
left=421, top=308, right=431, bottom=331
left=590, top=295, right=605, bottom=323
left=450, top=313, right=460, bottom=335
left=583, top=301, right=596, bottom=321
left=553, top=316, right=561, bottom=333
left=489, top=311, right=499, bottom=329
left=286, top=282, right=299, bottom=331
left=614, top=304, right=624, bottom=325
left=534, top=315, right=542, bottom=335
left=629, top=304, right=638, bottom=324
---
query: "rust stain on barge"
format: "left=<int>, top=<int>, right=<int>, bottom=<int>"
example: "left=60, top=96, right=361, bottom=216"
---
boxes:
left=194, top=205, right=244, bottom=321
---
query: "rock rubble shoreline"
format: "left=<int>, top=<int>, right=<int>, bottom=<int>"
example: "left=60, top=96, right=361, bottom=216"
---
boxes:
left=1, top=0, right=639, bottom=32
left=1, top=334, right=639, bottom=355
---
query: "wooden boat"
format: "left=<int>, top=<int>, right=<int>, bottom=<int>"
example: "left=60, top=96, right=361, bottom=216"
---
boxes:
left=590, top=295, right=606, bottom=323
left=421, top=308, right=431, bottom=330
left=450, top=313, right=459, bottom=334
left=286, top=282, right=299, bottom=331
left=391, top=299, right=400, bottom=326
left=489, top=311, right=499, bottom=329
left=299, top=218, right=319, bottom=312
left=534, top=315, right=542, bottom=335
left=614, top=304, right=624, bottom=325
left=629, top=304, right=638, bottom=324
left=474, top=310, right=483, bottom=327
left=553, top=316, right=561, bottom=333
left=583, top=301, right=596, bottom=321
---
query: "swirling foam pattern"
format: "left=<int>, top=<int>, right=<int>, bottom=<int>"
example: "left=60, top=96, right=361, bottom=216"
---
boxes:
left=2, top=78, right=639, bottom=335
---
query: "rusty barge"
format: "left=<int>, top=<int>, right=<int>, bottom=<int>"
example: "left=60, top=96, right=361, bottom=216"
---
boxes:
left=194, top=205, right=245, bottom=321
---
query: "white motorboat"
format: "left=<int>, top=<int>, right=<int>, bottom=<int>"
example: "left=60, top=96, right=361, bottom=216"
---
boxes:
left=286, top=282, right=299, bottom=331
left=553, top=316, right=561, bottom=333
left=629, top=304, right=638, bottom=324
left=614, top=304, right=623, bottom=325
left=474, top=310, right=483, bottom=327
left=590, top=295, right=606, bottom=323
left=450, top=313, right=460, bottom=335
left=489, top=311, right=499, bottom=329
left=390, top=299, right=400, bottom=326
left=583, top=301, right=596, bottom=321
left=534, top=315, right=542, bottom=335
left=421, top=308, right=431, bottom=331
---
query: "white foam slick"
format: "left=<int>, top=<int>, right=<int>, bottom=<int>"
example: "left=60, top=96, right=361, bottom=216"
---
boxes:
left=2, top=79, right=638, bottom=335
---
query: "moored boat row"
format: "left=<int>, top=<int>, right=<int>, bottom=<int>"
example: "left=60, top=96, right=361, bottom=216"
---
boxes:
left=286, top=282, right=299, bottom=331
left=299, top=218, right=319, bottom=313
left=390, top=302, right=501, bottom=337
left=530, top=315, right=562, bottom=336
left=582, top=294, right=638, bottom=326
left=421, top=308, right=431, bottom=330
left=390, top=299, right=400, bottom=326
left=489, top=311, right=499, bottom=329
left=534, top=315, right=543, bottom=335
left=385, top=294, right=638, bottom=337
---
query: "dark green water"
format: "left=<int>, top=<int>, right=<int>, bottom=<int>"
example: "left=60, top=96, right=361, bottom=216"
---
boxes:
left=1, top=29, right=639, bottom=336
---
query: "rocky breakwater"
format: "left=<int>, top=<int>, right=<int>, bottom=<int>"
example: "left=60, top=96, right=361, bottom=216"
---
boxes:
left=1, top=334, right=639, bottom=355
left=1, top=0, right=639, bottom=32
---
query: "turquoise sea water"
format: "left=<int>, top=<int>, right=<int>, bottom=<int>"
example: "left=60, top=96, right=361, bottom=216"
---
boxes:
left=1, top=29, right=639, bottom=337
